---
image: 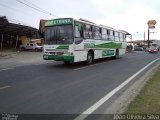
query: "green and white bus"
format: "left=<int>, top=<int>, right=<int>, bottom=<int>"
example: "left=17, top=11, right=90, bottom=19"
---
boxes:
left=43, top=18, right=129, bottom=64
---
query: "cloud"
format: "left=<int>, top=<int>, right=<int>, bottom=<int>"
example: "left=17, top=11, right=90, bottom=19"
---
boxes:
left=1, top=0, right=160, bottom=40
left=91, top=1, right=160, bottom=40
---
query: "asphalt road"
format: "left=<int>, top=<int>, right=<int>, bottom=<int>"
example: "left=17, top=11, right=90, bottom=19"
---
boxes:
left=0, top=52, right=160, bottom=119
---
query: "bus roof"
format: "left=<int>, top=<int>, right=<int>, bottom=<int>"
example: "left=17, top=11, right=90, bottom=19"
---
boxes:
left=74, top=18, right=125, bottom=33
left=44, top=18, right=130, bottom=34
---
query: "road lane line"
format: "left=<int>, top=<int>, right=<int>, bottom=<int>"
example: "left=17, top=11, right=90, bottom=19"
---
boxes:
left=74, top=57, right=160, bottom=120
left=0, top=86, right=11, bottom=90
left=33, top=62, right=50, bottom=66
left=0, top=68, right=14, bottom=71
left=74, top=61, right=112, bottom=70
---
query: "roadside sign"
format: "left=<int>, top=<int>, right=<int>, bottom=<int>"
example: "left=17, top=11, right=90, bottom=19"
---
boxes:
left=147, top=20, right=156, bottom=29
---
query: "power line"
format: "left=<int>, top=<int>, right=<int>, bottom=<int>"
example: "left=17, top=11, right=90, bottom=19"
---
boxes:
left=0, top=3, right=42, bottom=19
left=24, top=0, right=58, bottom=17
left=16, top=0, right=47, bottom=15
left=16, top=0, right=59, bottom=18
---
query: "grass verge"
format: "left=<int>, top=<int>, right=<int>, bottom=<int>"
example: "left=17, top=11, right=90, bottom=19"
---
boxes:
left=125, top=66, right=160, bottom=114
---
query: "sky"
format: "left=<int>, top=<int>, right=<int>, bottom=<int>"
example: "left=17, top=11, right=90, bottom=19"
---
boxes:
left=0, top=0, right=160, bottom=40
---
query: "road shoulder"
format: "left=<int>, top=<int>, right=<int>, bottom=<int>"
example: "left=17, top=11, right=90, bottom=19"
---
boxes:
left=104, top=61, right=160, bottom=114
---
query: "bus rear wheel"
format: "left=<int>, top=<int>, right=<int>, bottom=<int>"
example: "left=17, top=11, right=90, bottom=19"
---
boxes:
left=113, top=49, right=119, bottom=59
left=86, top=51, right=94, bottom=64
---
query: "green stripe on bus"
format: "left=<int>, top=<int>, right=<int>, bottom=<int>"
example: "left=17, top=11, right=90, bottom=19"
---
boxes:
left=85, top=42, right=122, bottom=49
left=95, top=42, right=122, bottom=48
left=56, top=45, right=69, bottom=50
left=43, top=55, right=74, bottom=63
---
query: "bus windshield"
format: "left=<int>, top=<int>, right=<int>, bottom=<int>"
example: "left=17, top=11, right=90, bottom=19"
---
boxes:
left=45, top=25, right=74, bottom=44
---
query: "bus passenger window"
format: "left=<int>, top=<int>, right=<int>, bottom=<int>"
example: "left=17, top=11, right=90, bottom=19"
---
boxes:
left=84, top=25, right=92, bottom=39
left=75, top=22, right=83, bottom=38
left=119, top=33, right=124, bottom=41
left=115, top=32, right=120, bottom=41
left=109, top=30, right=115, bottom=41
left=93, top=26, right=101, bottom=39
left=102, top=28, right=108, bottom=40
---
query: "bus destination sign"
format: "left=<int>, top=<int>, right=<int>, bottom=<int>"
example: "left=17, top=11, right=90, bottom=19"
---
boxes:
left=45, top=18, right=73, bottom=26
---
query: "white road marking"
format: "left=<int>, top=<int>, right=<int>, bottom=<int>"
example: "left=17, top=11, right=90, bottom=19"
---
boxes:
left=0, top=62, right=48, bottom=71
left=0, top=86, right=11, bottom=90
left=74, top=57, right=160, bottom=120
left=0, top=68, right=14, bottom=71
left=32, top=62, right=52, bottom=66
left=74, top=61, right=112, bottom=70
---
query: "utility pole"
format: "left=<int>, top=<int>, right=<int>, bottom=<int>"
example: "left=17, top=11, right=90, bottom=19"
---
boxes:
left=1, top=34, right=3, bottom=51
left=148, top=29, right=150, bottom=48
left=0, top=34, right=3, bottom=56
left=144, top=32, right=145, bottom=45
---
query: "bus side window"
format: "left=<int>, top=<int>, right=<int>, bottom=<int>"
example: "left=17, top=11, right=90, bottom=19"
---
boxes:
left=124, top=34, right=126, bottom=41
left=119, top=33, right=124, bottom=41
left=102, top=28, right=108, bottom=40
left=75, top=23, right=83, bottom=38
left=115, top=32, right=120, bottom=41
left=109, top=30, right=115, bottom=41
left=84, top=24, right=92, bottom=39
left=99, top=28, right=102, bottom=39
left=75, top=22, right=83, bottom=44
left=93, top=26, right=101, bottom=40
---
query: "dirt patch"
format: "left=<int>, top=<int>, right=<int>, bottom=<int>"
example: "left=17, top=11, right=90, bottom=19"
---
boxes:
left=0, top=53, right=12, bottom=59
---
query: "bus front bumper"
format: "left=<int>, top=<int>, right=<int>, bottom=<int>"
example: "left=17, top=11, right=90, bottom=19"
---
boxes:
left=43, top=55, right=74, bottom=63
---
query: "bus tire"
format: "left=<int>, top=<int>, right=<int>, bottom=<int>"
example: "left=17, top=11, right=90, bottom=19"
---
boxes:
left=86, top=51, right=94, bottom=64
left=113, top=49, right=119, bottom=59
left=64, top=61, right=70, bottom=65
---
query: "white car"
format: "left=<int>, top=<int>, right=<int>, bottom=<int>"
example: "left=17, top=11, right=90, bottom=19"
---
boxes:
left=20, top=43, right=43, bottom=51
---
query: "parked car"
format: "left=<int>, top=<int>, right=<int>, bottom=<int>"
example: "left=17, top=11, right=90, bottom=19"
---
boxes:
left=148, top=46, right=159, bottom=53
left=20, top=43, right=43, bottom=51
left=134, top=46, right=143, bottom=51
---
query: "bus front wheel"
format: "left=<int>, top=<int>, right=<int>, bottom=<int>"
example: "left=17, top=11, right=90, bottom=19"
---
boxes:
left=86, top=51, right=94, bottom=64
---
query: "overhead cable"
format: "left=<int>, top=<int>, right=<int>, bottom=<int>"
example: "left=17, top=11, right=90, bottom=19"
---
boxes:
left=16, top=0, right=59, bottom=18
